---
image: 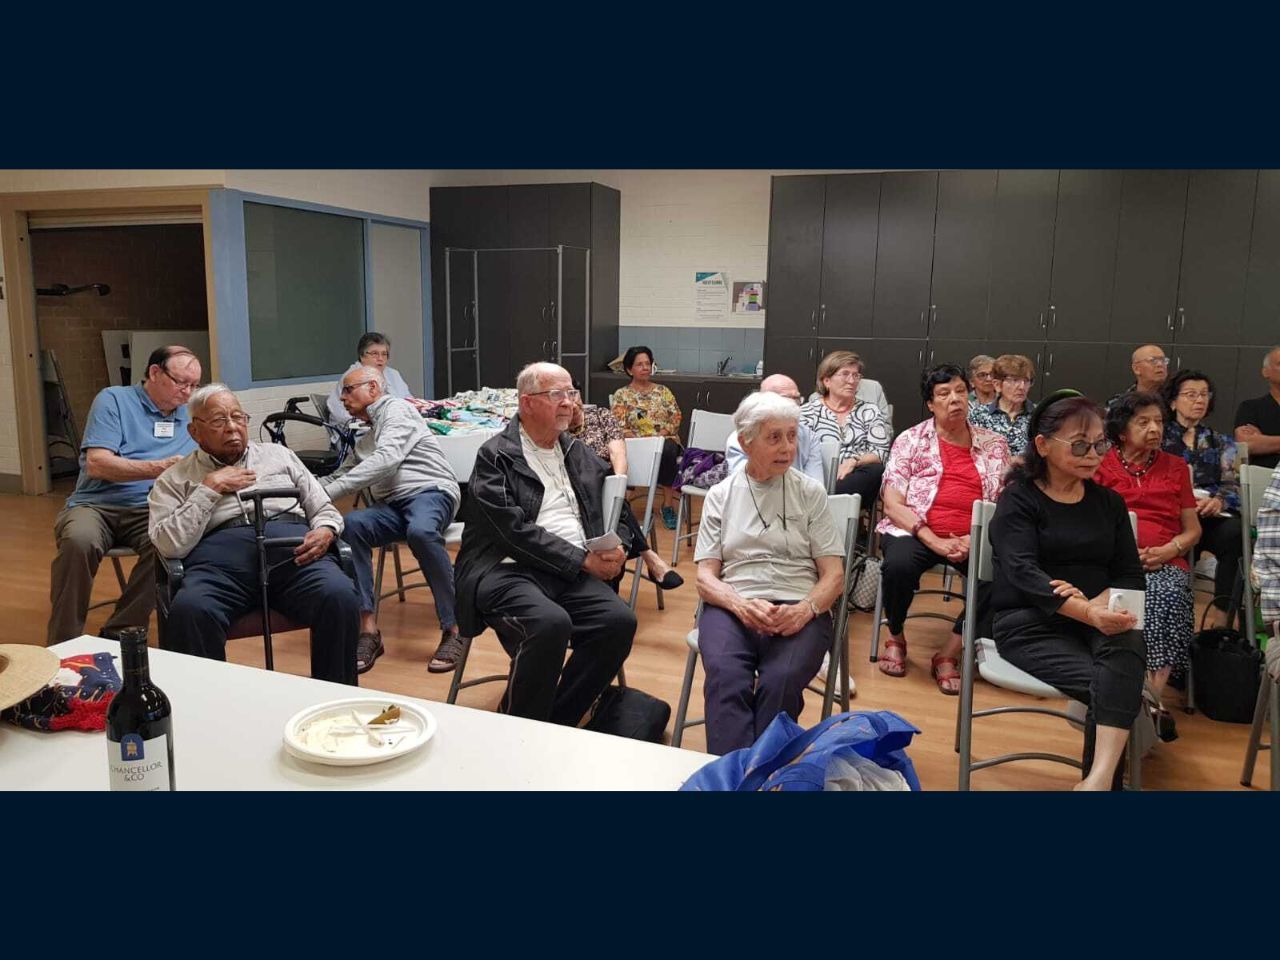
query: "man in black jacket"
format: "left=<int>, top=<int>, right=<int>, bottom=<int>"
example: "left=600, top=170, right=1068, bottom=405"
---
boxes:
left=454, top=362, right=636, bottom=725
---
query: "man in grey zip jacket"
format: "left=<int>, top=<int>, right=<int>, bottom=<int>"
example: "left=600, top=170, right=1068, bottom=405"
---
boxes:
left=322, top=366, right=461, bottom=675
left=453, top=363, right=636, bottom=726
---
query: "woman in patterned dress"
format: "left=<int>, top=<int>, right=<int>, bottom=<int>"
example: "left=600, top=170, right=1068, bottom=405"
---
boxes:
left=611, top=346, right=685, bottom=529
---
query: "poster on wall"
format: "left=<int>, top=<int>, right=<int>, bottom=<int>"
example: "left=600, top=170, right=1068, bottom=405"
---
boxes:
left=732, top=281, right=766, bottom=313
left=694, top=271, right=730, bottom=323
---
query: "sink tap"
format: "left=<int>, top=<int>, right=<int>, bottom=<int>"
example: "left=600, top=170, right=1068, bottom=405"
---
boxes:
left=716, top=355, right=733, bottom=376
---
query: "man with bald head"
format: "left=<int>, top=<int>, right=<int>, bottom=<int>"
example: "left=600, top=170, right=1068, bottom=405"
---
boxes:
left=148, top=384, right=358, bottom=684
left=49, top=345, right=201, bottom=644
left=724, top=374, right=826, bottom=482
left=321, top=365, right=461, bottom=675
left=1234, top=346, right=1280, bottom=469
left=453, top=362, right=636, bottom=725
left=1107, top=344, right=1171, bottom=409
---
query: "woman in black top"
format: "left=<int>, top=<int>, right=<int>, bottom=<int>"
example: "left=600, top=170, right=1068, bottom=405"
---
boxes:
left=989, top=391, right=1145, bottom=791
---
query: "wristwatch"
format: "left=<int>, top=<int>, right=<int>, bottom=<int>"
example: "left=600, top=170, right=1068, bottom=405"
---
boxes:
left=804, top=598, right=821, bottom=619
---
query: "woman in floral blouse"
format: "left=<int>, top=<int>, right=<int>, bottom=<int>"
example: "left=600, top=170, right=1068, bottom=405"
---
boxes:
left=799, top=350, right=892, bottom=504
left=611, top=346, right=684, bottom=528
left=570, top=392, right=683, bottom=590
left=876, top=364, right=1011, bottom=694
left=969, top=354, right=1036, bottom=457
left=1162, top=369, right=1242, bottom=629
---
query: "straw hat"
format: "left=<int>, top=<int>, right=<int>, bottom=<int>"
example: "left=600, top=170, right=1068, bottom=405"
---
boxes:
left=0, top=644, right=61, bottom=711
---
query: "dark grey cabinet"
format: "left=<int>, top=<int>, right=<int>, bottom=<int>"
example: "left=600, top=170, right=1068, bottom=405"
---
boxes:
left=1110, top=170, right=1189, bottom=344
left=765, top=175, right=825, bottom=337
left=1175, top=170, right=1256, bottom=345
left=1040, top=341, right=1113, bottom=405
left=763, top=334, right=819, bottom=386
left=872, top=172, right=938, bottom=339
left=429, top=182, right=619, bottom=400
left=1243, top=170, right=1280, bottom=346
left=929, top=170, right=996, bottom=337
left=987, top=169, right=1059, bottom=341
left=817, top=174, right=880, bottom=339
left=1046, top=170, right=1123, bottom=344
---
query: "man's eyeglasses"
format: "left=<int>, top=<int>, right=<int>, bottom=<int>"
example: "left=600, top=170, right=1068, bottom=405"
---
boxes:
left=527, top=388, right=581, bottom=403
left=194, top=413, right=251, bottom=429
left=1050, top=436, right=1111, bottom=457
left=1138, top=356, right=1171, bottom=367
left=1001, top=377, right=1034, bottom=388
left=160, top=367, right=200, bottom=391
left=340, top=380, right=376, bottom=395
left=1177, top=390, right=1213, bottom=401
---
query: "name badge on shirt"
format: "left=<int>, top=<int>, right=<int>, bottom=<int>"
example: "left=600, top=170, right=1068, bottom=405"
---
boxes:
left=154, top=421, right=175, bottom=439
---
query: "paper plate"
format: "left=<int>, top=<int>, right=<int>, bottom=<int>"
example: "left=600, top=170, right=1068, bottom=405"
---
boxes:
left=283, top=698, right=436, bottom=767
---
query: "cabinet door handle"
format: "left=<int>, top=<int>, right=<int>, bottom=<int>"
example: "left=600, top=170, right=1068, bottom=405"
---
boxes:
left=550, top=340, right=558, bottom=357
left=1049, top=305, right=1056, bottom=329
left=1036, top=351, right=1043, bottom=373
left=1048, top=351, right=1054, bottom=372
left=1176, top=355, right=1181, bottom=370
left=919, top=310, right=926, bottom=331
left=819, top=304, right=826, bottom=329
left=810, top=308, right=817, bottom=332
left=930, top=304, right=937, bottom=327
left=809, top=345, right=815, bottom=363
left=917, top=349, right=924, bottom=365
left=1166, top=314, right=1173, bottom=332
left=1038, top=311, right=1045, bottom=331
left=548, top=300, right=556, bottom=320
left=1178, top=307, right=1186, bottom=334
left=929, top=349, right=935, bottom=366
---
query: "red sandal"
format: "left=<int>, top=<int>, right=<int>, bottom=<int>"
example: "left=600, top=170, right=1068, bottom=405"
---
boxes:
left=879, top=637, right=907, bottom=678
left=931, top=653, right=961, bottom=696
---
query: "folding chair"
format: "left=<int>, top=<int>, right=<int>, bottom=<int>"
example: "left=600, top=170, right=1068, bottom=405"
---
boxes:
left=868, top=540, right=967, bottom=663
left=670, top=410, right=736, bottom=566
left=821, top=438, right=840, bottom=494
left=1239, top=463, right=1276, bottom=640
left=86, top=547, right=135, bottom=613
left=373, top=429, right=493, bottom=614
left=1240, top=621, right=1279, bottom=790
left=447, top=474, right=631, bottom=705
left=957, top=502, right=1144, bottom=790
left=671, top=493, right=861, bottom=748
left=623, top=436, right=668, bottom=611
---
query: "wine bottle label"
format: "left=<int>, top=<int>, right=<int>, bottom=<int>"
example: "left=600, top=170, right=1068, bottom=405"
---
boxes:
left=107, top=733, right=172, bottom=791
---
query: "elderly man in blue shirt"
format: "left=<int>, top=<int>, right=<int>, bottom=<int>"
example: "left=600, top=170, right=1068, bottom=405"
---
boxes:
left=725, top=374, right=826, bottom=482
left=48, top=346, right=201, bottom=644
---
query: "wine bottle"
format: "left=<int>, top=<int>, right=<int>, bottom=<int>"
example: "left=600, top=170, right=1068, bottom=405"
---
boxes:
left=105, top=627, right=175, bottom=791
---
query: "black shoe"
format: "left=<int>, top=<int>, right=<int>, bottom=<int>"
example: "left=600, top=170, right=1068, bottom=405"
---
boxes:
left=356, top=631, right=384, bottom=675
left=428, top=629, right=466, bottom=674
left=641, top=569, right=685, bottom=590
left=1151, top=705, right=1179, bottom=743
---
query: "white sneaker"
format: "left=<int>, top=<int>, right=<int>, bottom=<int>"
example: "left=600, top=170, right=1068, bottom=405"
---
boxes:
left=816, top=652, right=856, bottom=698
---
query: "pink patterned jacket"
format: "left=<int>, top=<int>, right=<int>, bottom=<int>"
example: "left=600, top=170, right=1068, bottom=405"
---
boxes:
left=875, top=417, right=1010, bottom=537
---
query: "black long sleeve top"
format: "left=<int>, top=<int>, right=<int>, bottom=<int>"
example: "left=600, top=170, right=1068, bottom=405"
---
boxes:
left=989, top=478, right=1144, bottom=617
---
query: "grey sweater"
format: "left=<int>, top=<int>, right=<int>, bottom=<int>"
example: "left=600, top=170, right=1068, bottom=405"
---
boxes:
left=322, top=395, right=461, bottom=511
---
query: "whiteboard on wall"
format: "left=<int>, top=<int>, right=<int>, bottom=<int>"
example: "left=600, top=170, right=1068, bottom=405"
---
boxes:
left=124, top=331, right=212, bottom=384
left=369, top=222, right=424, bottom=397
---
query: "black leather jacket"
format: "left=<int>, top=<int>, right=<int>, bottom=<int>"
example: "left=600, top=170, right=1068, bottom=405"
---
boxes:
left=453, top=415, right=633, bottom=638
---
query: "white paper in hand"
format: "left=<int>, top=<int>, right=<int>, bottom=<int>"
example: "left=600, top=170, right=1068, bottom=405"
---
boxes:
left=1108, top=588, right=1145, bottom=630
left=584, top=531, right=622, bottom=553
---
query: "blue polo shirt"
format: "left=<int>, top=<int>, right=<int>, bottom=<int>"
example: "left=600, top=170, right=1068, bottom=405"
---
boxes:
left=66, top=384, right=196, bottom=508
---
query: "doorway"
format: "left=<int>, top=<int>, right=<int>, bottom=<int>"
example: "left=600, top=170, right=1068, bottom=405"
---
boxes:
left=28, top=222, right=209, bottom=484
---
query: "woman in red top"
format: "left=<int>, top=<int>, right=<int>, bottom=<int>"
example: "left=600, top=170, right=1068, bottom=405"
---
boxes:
left=1095, top=392, right=1201, bottom=732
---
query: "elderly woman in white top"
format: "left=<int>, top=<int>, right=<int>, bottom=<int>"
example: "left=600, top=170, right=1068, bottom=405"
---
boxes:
left=799, top=349, right=891, bottom=505
left=694, top=391, right=846, bottom=754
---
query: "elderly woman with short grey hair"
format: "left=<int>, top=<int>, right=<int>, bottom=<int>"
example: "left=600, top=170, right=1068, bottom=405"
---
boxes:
left=693, top=391, right=845, bottom=754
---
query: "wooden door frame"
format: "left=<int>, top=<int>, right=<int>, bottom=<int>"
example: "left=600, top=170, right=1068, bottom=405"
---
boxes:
left=0, top=186, right=219, bottom=495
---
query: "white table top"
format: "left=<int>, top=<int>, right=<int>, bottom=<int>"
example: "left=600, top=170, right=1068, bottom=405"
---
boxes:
left=0, top=637, right=712, bottom=791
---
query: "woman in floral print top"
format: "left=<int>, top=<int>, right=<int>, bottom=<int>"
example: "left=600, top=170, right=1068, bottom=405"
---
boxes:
left=611, top=346, right=684, bottom=528
left=1161, top=369, right=1243, bottom=628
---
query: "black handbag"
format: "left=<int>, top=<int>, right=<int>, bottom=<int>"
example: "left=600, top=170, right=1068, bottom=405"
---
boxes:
left=1190, top=628, right=1262, bottom=724
left=584, top=686, right=671, bottom=743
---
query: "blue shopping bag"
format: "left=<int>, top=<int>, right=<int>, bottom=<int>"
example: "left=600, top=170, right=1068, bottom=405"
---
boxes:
left=679, top=710, right=922, bottom=792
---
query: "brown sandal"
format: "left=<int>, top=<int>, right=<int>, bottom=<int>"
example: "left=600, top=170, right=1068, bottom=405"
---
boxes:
left=879, top=637, right=907, bottom=678
left=931, top=653, right=961, bottom=696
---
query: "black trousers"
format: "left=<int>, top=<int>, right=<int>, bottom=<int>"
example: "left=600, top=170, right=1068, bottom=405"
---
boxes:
left=834, top=460, right=885, bottom=507
left=1198, top=513, right=1244, bottom=611
left=161, top=521, right=360, bottom=685
left=880, top=534, right=982, bottom=635
left=994, top=608, right=1145, bottom=785
left=476, top=565, right=636, bottom=725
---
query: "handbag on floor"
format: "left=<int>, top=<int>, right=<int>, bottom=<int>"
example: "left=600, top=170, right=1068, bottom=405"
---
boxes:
left=584, top=686, right=671, bottom=743
left=1190, top=628, right=1262, bottom=724
left=848, top=554, right=881, bottom=612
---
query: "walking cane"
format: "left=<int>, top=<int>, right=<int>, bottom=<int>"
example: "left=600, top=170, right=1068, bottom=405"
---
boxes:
left=234, top=487, right=306, bottom=671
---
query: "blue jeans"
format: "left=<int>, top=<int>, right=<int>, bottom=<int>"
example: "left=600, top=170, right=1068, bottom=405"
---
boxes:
left=341, top=490, right=458, bottom=630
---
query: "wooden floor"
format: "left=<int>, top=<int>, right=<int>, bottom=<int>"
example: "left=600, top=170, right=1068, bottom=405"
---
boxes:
left=6, top=483, right=1267, bottom=791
